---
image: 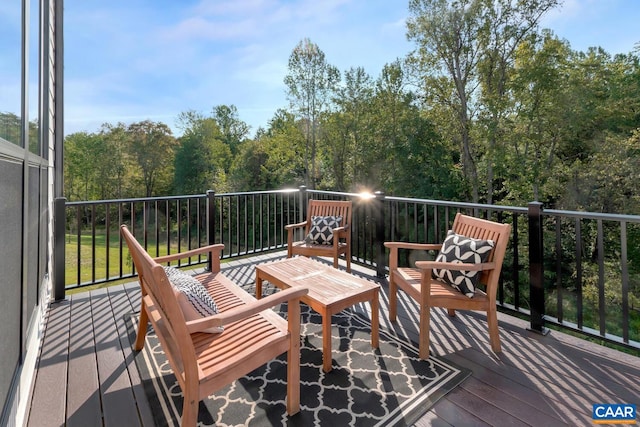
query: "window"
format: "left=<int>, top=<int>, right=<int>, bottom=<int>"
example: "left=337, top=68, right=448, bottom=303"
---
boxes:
left=28, top=0, right=41, bottom=154
left=0, top=1, right=22, bottom=146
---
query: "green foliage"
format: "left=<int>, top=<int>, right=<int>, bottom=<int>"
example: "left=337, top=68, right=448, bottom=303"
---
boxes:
left=63, top=1, right=640, bottom=216
left=228, top=109, right=306, bottom=191
left=212, top=104, right=251, bottom=158
left=63, top=8, right=640, bottom=216
left=174, top=111, right=231, bottom=194
left=284, top=38, right=341, bottom=188
left=0, top=111, right=21, bottom=145
left=127, top=120, right=177, bottom=197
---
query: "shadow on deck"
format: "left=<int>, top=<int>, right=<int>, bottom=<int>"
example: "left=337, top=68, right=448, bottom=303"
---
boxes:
left=27, top=251, right=640, bottom=426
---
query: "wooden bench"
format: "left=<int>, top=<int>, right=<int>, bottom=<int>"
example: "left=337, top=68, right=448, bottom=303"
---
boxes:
left=121, top=225, right=308, bottom=427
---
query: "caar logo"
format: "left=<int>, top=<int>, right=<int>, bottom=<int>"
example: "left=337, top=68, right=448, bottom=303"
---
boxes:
left=592, top=404, right=636, bottom=424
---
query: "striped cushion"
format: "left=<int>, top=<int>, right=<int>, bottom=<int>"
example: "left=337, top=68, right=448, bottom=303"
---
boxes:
left=164, top=266, right=223, bottom=333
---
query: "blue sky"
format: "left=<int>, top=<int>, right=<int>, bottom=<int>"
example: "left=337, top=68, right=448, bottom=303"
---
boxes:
left=62, top=0, right=409, bottom=137
left=32, top=0, right=640, bottom=137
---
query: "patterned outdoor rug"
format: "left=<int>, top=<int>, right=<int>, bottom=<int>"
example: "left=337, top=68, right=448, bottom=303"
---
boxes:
left=127, top=306, right=470, bottom=427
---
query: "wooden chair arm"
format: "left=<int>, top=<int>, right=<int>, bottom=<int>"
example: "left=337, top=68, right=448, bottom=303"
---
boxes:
left=415, top=260, right=496, bottom=272
left=185, top=287, right=309, bottom=334
left=285, top=221, right=307, bottom=231
left=384, top=242, right=442, bottom=251
left=332, top=223, right=351, bottom=235
left=385, top=241, right=442, bottom=272
left=154, top=244, right=225, bottom=264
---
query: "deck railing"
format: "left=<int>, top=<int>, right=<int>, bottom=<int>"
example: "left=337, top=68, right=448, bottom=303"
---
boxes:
left=53, top=187, right=640, bottom=350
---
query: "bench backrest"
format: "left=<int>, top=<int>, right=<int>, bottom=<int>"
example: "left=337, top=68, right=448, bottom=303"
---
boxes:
left=121, top=225, right=196, bottom=373
left=305, top=199, right=352, bottom=232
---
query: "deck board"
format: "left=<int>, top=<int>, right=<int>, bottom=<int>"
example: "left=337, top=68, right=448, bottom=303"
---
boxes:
left=66, top=293, right=102, bottom=427
left=27, top=299, right=70, bottom=427
left=26, top=251, right=640, bottom=426
left=90, top=287, right=141, bottom=427
left=116, top=283, right=157, bottom=427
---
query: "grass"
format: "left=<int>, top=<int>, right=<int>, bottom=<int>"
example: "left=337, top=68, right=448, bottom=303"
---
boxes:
left=65, top=233, right=133, bottom=286
left=64, top=232, right=207, bottom=294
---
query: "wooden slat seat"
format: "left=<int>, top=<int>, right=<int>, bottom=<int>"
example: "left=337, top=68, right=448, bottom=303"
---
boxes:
left=121, top=225, right=308, bottom=427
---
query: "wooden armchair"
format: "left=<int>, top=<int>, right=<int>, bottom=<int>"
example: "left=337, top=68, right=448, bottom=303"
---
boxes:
left=385, top=213, right=511, bottom=359
left=121, top=225, right=308, bottom=426
left=286, top=199, right=353, bottom=272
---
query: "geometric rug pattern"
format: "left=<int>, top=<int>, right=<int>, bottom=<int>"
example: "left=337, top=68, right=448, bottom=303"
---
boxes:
left=128, top=305, right=470, bottom=427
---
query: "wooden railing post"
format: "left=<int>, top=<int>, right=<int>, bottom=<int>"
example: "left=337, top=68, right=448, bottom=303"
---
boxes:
left=54, top=197, right=66, bottom=301
left=374, top=191, right=386, bottom=278
left=206, top=190, right=216, bottom=271
left=528, top=201, right=548, bottom=334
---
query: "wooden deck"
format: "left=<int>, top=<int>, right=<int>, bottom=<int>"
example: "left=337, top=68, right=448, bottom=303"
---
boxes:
left=27, top=252, right=640, bottom=426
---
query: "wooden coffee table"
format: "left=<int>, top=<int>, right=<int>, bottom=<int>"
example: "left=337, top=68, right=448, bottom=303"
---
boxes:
left=256, top=256, right=380, bottom=372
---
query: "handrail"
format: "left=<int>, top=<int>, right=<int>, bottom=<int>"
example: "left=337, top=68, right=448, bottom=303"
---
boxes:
left=54, top=187, right=640, bottom=351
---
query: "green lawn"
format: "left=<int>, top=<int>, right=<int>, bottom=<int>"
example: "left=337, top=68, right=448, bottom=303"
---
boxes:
left=65, top=232, right=206, bottom=293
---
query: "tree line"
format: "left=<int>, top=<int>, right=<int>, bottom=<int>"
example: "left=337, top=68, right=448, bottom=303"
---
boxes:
left=63, top=0, right=640, bottom=216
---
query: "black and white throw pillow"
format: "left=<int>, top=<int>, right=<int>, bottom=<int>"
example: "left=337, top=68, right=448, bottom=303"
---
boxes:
left=305, top=215, right=343, bottom=245
left=432, top=231, right=495, bottom=298
left=163, top=266, right=223, bottom=333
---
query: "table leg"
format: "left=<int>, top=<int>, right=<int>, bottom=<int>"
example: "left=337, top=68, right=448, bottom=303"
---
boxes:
left=371, top=289, right=379, bottom=349
left=322, top=310, right=332, bottom=372
left=256, top=273, right=263, bottom=299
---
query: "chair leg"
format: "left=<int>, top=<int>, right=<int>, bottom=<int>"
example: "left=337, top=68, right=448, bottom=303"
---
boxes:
left=286, top=340, right=301, bottom=415
left=286, top=358, right=301, bottom=414
left=419, top=303, right=431, bottom=359
left=487, top=308, right=501, bottom=353
left=180, top=392, right=198, bottom=427
left=134, top=303, right=149, bottom=351
left=389, top=277, right=398, bottom=322
left=287, top=300, right=301, bottom=415
left=447, top=308, right=456, bottom=317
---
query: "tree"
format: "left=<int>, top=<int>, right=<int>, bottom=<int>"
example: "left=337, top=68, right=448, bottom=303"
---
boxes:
left=329, top=67, right=375, bottom=191
left=284, top=38, right=340, bottom=188
left=373, top=61, right=412, bottom=191
left=127, top=120, right=177, bottom=197
left=64, top=132, right=101, bottom=201
left=407, top=0, right=557, bottom=203
left=407, top=0, right=484, bottom=201
left=97, top=123, right=129, bottom=199
left=508, top=32, right=572, bottom=202
left=564, top=131, right=640, bottom=214
left=261, top=109, right=305, bottom=188
left=508, top=36, right=640, bottom=207
left=0, top=112, right=21, bottom=145
left=476, top=0, right=558, bottom=204
left=372, top=61, right=456, bottom=197
left=174, top=111, right=230, bottom=194
left=212, top=104, right=251, bottom=161
left=229, top=139, right=270, bottom=191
